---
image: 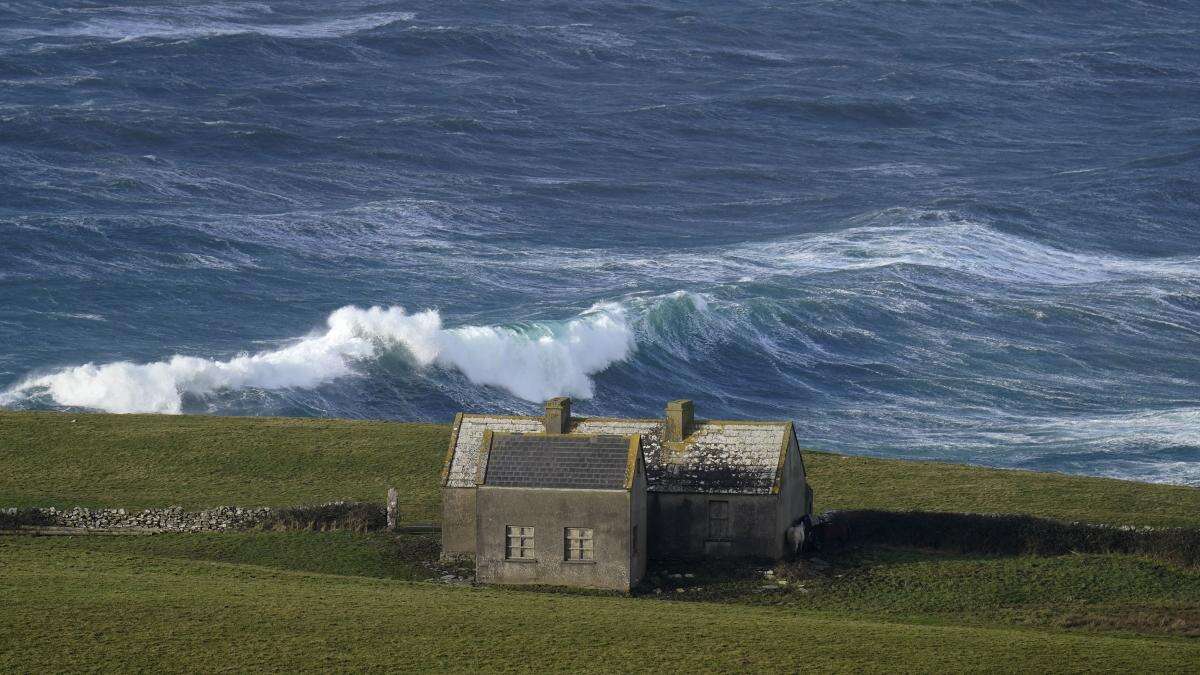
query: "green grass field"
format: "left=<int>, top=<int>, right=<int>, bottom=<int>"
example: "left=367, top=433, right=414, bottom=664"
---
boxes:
left=0, top=411, right=448, bottom=520
left=3, top=537, right=1198, bottom=673
left=2, top=410, right=1198, bottom=672
left=4, top=410, right=1199, bottom=527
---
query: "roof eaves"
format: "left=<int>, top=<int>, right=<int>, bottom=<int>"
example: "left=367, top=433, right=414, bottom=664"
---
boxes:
left=698, top=419, right=793, bottom=427
left=440, top=412, right=464, bottom=488
left=574, top=416, right=662, bottom=424
left=474, top=429, right=495, bottom=487
left=623, top=435, right=642, bottom=490
left=771, top=421, right=793, bottom=495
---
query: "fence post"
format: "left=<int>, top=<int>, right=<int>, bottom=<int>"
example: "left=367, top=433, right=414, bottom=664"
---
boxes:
left=387, top=487, right=398, bottom=530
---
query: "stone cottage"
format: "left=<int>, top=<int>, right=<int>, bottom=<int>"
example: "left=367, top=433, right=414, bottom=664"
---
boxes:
left=473, top=431, right=647, bottom=591
left=441, top=397, right=814, bottom=590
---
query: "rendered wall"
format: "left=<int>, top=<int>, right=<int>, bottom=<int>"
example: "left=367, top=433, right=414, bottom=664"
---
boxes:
left=648, top=492, right=781, bottom=559
left=440, top=487, right=477, bottom=558
left=629, top=468, right=648, bottom=585
left=777, top=435, right=811, bottom=535
left=475, top=487, right=642, bottom=591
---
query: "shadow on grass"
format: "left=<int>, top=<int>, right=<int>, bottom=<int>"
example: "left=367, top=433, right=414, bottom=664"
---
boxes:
left=818, top=510, right=1200, bottom=567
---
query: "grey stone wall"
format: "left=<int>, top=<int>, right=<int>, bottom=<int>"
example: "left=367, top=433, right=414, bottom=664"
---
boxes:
left=6, top=505, right=270, bottom=532
left=475, top=487, right=641, bottom=591
left=648, top=492, right=782, bottom=559
left=778, top=436, right=811, bottom=534
left=629, top=462, right=649, bottom=584
left=441, top=487, right=477, bottom=557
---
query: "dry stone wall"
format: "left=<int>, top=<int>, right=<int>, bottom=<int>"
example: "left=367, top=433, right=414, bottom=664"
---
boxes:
left=5, top=505, right=274, bottom=532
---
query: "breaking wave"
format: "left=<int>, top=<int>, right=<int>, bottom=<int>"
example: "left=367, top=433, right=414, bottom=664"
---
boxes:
left=0, top=303, right=634, bottom=414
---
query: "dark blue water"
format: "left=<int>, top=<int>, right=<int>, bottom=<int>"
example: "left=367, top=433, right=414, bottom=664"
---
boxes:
left=3, top=1, right=1199, bottom=485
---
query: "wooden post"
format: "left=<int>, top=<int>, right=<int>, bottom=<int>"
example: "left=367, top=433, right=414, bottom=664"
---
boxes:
left=386, top=487, right=398, bottom=530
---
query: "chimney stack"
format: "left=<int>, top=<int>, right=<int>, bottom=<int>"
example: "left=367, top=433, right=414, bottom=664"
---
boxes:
left=665, top=399, right=694, bottom=442
left=544, top=397, right=571, bottom=434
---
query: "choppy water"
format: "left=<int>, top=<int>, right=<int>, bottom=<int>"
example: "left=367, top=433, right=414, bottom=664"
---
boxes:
left=2, top=0, right=1199, bottom=486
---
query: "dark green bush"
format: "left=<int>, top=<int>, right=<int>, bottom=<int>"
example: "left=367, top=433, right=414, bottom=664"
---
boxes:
left=819, top=510, right=1200, bottom=567
left=0, top=508, right=56, bottom=529
left=259, top=502, right=385, bottom=533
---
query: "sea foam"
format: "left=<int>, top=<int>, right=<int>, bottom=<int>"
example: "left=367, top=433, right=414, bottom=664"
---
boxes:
left=0, top=304, right=634, bottom=414
left=546, top=211, right=1200, bottom=287
left=3, top=8, right=415, bottom=42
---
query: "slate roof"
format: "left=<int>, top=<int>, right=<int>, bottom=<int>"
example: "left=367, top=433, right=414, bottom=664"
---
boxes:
left=478, top=433, right=637, bottom=490
left=443, top=414, right=794, bottom=495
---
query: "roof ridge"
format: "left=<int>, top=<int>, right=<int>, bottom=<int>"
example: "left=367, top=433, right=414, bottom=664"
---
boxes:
left=446, top=412, right=796, bottom=494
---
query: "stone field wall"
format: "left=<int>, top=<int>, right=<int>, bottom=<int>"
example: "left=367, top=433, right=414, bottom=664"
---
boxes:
left=6, top=505, right=287, bottom=532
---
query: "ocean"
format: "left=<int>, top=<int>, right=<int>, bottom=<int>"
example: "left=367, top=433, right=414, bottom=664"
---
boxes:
left=1, top=0, right=1198, bottom=486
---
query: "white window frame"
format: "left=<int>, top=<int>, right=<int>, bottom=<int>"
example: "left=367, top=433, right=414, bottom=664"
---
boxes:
left=564, top=527, right=595, bottom=561
left=505, top=525, right=536, bottom=560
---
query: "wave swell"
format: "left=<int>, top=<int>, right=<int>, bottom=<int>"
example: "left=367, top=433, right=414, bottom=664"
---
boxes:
left=0, top=304, right=634, bottom=414
left=4, top=8, right=414, bottom=42
left=539, top=211, right=1200, bottom=289
left=688, top=211, right=1200, bottom=286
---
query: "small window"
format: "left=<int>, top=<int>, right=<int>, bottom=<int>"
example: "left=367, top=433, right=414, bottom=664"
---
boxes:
left=506, top=526, right=535, bottom=560
left=708, top=500, right=730, bottom=540
left=564, top=527, right=594, bottom=561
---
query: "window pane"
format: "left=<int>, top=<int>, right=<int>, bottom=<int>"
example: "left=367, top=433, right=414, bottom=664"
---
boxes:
left=506, top=526, right=534, bottom=559
left=709, top=501, right=730, bottom=539
left=564, top=527, right=595, bottom=560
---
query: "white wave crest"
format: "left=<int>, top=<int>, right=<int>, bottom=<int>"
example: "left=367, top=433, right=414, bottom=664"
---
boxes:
left=1030, top=407, right=1200, bottom=450
left=1018, top=407, right=1200, bottom=486
left=547, top=209, right=1200, bottom=287
left=0, top=304, right=634, bottom=414
left=5, top=9, right=414, bottom=42
left=747, top=213, right=1200, bottom=285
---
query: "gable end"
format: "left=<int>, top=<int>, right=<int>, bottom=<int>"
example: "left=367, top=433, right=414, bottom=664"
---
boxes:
left=624, top=435, right=643, bottom=490
left=770, top=421, right=794, bottom=495
left=440, top=412, right=465, bottom=488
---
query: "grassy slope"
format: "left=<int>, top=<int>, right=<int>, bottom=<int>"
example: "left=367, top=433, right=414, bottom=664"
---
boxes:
left=674, top=548, right=1200, bottom=637
left=2, top=411, right=1199, bottom=670
left=0, top=411, right=448, bottom=520
left=2, top=540, right=1197, bottom=673
left=805, top=451, right=1200, bottom=528
left=828, top=550, right=1200, bottom=636
left=8, top=533, right=1198, bottom=638
left=1, top=531, right=441, bottom=581
left=3, top=410, right=1198, bottom=527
